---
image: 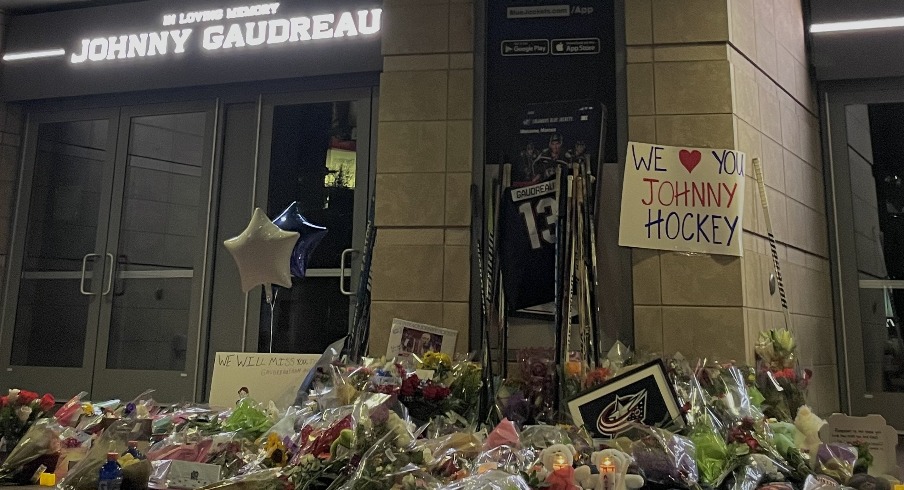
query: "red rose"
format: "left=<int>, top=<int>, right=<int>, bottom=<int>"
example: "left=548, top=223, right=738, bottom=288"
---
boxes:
left=38, top=394, right=55, bottom=412
left=400, top=375, right=420, bottom=397
left=17, top=390, right=38, bottom=405
left=423, top=382, right=450, bottom=401
left=0, top=396, right=6, bottom=407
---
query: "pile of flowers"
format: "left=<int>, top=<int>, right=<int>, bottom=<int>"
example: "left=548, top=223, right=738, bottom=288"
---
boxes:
left=0, top=329, right=890, bottom=490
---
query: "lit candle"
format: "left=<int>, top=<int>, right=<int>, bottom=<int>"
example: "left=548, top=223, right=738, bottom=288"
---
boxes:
left=599, top=456, right=616, bottom=490
left=552, top=453, right=569, bottom=471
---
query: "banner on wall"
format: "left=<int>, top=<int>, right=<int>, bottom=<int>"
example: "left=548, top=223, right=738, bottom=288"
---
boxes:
left=485, top=0, right=616, bottom=164
left=618, top=141, right=746, bottom=256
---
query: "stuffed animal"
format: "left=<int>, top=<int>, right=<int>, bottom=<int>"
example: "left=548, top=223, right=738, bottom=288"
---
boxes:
left=537, top=444, right=578, bottom=483
left=575, top=449, right=645, bottom=490
left=794, top=405, right=827, bottom=458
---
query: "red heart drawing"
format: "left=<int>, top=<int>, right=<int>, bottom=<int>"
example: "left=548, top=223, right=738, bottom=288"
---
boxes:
left=679, top=149, right=702, bottom=173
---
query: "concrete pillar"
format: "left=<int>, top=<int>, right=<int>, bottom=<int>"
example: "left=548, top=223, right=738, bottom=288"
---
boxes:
left=626, top=0, right=838, bottom=414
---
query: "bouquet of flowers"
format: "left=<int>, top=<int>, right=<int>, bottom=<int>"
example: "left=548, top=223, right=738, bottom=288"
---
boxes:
left=754, top=330, right=811, bottom=421
left=0, top=389, right=55, bottom=453
left=399, top=373, right=451, bottom=426
left=517, top=348, right=556, bottom=425
left=0, top=417, right=64, bottom=483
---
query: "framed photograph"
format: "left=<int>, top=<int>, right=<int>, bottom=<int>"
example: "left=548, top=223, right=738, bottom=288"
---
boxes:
left=567, top=359, right=684, bottom=438
left=386, top=318, right=458, bottom=358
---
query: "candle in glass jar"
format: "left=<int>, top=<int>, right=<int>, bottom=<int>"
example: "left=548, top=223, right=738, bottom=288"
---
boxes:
left=552, top=454, right=569, bottom=471
left=599, top=457, right=616, bottom=490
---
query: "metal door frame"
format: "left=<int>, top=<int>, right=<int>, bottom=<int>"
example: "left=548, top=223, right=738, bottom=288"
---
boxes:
left=0, top=108, right=120, bottom=395
left=90, top=100, right=220, bottom=402
left=244, top=87, right=377, bottom=352
left=822, top=79, right=904, bottom=425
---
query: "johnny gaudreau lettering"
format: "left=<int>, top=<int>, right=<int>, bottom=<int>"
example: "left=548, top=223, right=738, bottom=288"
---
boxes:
left=70, top=9, right=381, bottom=63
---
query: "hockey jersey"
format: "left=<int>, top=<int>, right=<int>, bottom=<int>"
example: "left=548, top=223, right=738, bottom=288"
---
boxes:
left=499, top=178, right=558, bottom=311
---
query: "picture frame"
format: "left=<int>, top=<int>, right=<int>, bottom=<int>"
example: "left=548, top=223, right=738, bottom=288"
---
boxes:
left=567, top=359, right=685, bottom=438
left=386, top=318, right=458, bottom=358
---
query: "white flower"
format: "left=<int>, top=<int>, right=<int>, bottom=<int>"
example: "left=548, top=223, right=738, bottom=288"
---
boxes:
left=7, top=389, right=19, bottom=405
left=16, top=405, right=31, bottom=422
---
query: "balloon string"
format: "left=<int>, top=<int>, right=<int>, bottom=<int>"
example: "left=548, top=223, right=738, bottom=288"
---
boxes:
left=269, top=287, right=279, bottom=353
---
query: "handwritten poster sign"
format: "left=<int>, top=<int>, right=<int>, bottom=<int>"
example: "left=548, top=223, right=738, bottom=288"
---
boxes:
left=209, top=352, right=319, bottom=409
left=820, top=413, right=900, bottom=478
left=618, top=142, right=746, bottom=256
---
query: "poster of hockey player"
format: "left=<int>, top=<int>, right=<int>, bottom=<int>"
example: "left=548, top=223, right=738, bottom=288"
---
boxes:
left=511, top=100, right=605, bottom=187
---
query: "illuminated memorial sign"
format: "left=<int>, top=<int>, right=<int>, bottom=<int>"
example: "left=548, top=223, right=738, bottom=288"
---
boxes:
left=4, top=3, right=382, bottom=64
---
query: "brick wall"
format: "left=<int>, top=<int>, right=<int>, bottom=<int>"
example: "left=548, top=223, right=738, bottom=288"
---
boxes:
left=626, top=0, right=839, bottom=414
left=368, top=0, right=475, bottom=356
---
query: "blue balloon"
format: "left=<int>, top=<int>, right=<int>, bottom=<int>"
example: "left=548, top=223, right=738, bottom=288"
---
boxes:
left=272, top=202, right=328, bottom=278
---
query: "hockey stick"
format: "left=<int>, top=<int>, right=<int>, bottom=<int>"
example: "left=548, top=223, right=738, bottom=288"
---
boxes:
left=553, top=164, right=571, bottom=414
left=346, top=193, right=377, bottom=362
left=471, top=183, right=496, bottom=423
left=497, top=165, right=511, bottom=378
left=580, top=158, right=602, bottom=367
left=752, top=158, right=794, bottom=332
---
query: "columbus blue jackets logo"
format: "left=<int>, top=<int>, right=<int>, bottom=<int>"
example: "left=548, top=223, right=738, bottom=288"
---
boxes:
left=596, top=389, right=648, bottom=436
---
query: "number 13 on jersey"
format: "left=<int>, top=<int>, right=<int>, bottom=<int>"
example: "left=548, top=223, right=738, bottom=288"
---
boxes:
left=500, top=178, right=559, bottom=310
left=509, top=179, right=558, bottom=250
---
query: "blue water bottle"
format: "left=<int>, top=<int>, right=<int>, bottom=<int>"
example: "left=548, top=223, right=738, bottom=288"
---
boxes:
left=97, top=452, right=123, bottom=490
left=125, top=441, right=143, bottom=460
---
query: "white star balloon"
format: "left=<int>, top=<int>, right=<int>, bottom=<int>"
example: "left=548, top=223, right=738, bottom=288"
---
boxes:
left=224, top=208, right=299, bottom=303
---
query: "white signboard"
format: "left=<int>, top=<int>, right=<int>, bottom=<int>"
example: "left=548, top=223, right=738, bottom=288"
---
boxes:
left=386, top=318, right=458, bottom=358
left=820, top=413, right=900, bottom=478
left=208, top=352, right=319, bottom=409
left=618, top=141, right=746, bottom=256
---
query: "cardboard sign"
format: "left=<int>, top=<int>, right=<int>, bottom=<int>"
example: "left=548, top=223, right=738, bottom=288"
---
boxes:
left=618, top=142, right=746, bottom=256
left=819, top=413, right=900, bottom=478
left=567, top=360, right=685, bottom=438
left=386, top=318, right=458, bottom=358
left=208, top=352, right=319, bottom=409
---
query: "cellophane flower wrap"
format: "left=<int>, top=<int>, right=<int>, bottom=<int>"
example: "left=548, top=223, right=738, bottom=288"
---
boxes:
left=627, top=424, right=698, bottom=488
left=755, top=329, right=810, bottom=421
left=668, top=356, right=732, bottom=487
left=517, top=348, right=556, bottom=425
left=0, top=417, right=64, bottom=483
left=445, top=358, right=482, bottom=427
left=337, top=393, right=434, bottom=490
left=398, top=364, right=452, bottom=426
left=223, top=398, right=278, bottom=440
left=60, top=418, right=154, bottom=490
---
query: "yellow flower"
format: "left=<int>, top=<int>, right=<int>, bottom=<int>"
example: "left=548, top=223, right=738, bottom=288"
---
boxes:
left=420, top=351, right=452, bottom=370
left=771, top=329, right=796, bottom=353
left=265, top=433, right=288, bottom=466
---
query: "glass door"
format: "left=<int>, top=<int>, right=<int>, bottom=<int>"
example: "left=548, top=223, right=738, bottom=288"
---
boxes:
left=253, top=90, right=374, bottom=354
left=92, top=102, right=217, bottom=402
left=1, top=102, right=217, bottom=402
left=826, top=89, right=904, bottom=429
left=0, top=109, right=118, bottom=396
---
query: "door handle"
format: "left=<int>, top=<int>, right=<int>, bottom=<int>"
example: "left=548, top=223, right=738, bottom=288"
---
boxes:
left=79, top=253, right=101, bottom=296
left=103, top=253, right=116, bottom=296
left=339, top=248, right=359, bottom=296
